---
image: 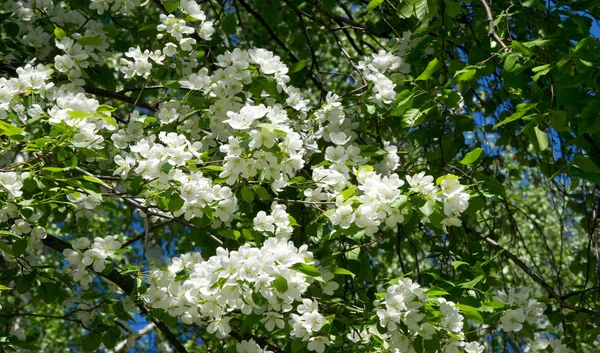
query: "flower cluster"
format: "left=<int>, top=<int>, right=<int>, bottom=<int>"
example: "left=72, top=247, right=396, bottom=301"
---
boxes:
left=408, top=173, right=470, bottom=232
left=236, top=339, right=273, bottom=353
left=308, top=166, right=469, bottom=236
left=63, top=236, right=122, bottom=288
left=54, top=37, right=91, bottom=86
left=374, top=278, right=485, bottom=353
left=495, top=287, right=547, bottom=332
left=144, top=238, right=328, bottom=347
left=531, top=338, right=572, bottom=353
left=0, top=172, right=27, bottom=199
left=89, top=0, right=140, bottom=15
left=120, top=46, right=165, bottom=79
left=0, top=63, right=53, bottom=120
left=10, top=219, right=47, bottom=250
left=49, top=89, right=116, bottom=149
left=358, top=50, right=410, bottom=104
left=116, top=127, right=239, bottom=225
left=253, top=202, right=294, bottom=239
left=330, top=168, right=407, bottom=235
left=67, top=192, right=103, bottom=220
left=119, top=2, right=212, bottom=79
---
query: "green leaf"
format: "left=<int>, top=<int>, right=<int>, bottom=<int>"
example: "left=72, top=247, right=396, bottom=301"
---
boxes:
left=0, top=242, right=12, bottom=256
left=339, top=186, right=357, bottom=201
left=102, top=326, right=121, bottom=349
left=221, top=13, right=237, bottom=35
left=168, top=196, right=185, bottom=212
left=503, top=52, right=521, bottom=73
left=531, top=64, right=551, bottom=82
left=39, top=281, right=59, bottom=303
left=12, top=238, right=28, bottom=257
left=241, top=188, right=255, bottom=203
left=164, top=0, right=179, bottom=13
left=0, top=121, right=24, bottom=136
left=484, top=175, right=506, bottom=199
left=459, top=274, right=484, bottom=289
left=163, top=80, right=181, bottom=89
left=495, top=104, right=537, bottom=128
left=253, top=185, right=271, bottom=200
left=415, top=58, right=441, bottom=81
left=456, top=304, right=484, bottom=323
left=42, top=167, right=65, bottom=172
left=288, top=215, right=299, bottom=227
left=218, top=229, right=241, bottom=240
left=289, top=60, right=309, bottom=73
left=512, top=40, right=534, bottom=56
left=77, top=37, right=103, bottom=46
left=291, top=339, right=304, bottom=353
left=573, top=155, right=600, bottom=174
left=95, top=112, right=118, bottom=127
left=451, top=260, right=469, bottom=269
left=82, top=333, right=102, bottom=352
left=0, top=284, right=11, bottom=290
left=391, top=90, right=420, bottom=116
left=460, top=148, right=484, bottom=165
left=446, top=1, right=462, bottom=17
left=67, top=110, right=92, bottom=119
left=367, top=0, right=384, bottom=10
left=3, top=22, right=20, bottom=37
left=414, top=0, right=430, bottom=20
left=291, top=263, right=325, bottom=282
left=333, top=268, right=355, bottom=278
left=403, top=108, right=424, bottom=127
left=82, top=175, right=104, bottom=184
left=273, top=275, right=289, bottom=293
left=453, top=68, right=477, bottom=82
left=54, top=26, right=66, bottom=40
left=534, top=126, right=549, bottom=151
left=398, top=0, right=414, bottom=17
left=139, top=24, right=159, bottom=32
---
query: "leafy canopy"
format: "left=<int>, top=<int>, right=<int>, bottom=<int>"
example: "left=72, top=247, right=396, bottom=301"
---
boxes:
left=0, top=0, right=599, bottom=352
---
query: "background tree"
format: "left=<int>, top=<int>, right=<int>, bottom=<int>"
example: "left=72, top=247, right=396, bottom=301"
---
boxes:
left=0, top=0, right=599, bottom=352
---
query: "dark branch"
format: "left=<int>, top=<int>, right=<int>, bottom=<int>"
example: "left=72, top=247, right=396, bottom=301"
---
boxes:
left=236, top=0, right=325, bottom=94
left=83, top=85, right=157, bottom=112
left=483, top=236, right=600, bottom=317
left=42, top=235, right=189, bottom=353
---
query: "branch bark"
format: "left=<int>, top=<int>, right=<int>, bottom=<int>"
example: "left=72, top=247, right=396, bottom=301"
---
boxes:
left=479, top=0, right=509, bottom=50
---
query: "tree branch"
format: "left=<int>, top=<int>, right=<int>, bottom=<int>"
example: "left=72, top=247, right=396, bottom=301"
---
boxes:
left=42, top=235, right=189, bottom=353
left=584, top=132, right=600, bottom=155
left=479, top=0, right=509, bottom=50
left=236, top=0, right=325, bottom=94
left=483, top=236, right=600, bottom=317
left=83, top=85, right=157, bottom=112
left=107, top=323, right=155, bottom=353
left=73, top=167, right=224, bottom=246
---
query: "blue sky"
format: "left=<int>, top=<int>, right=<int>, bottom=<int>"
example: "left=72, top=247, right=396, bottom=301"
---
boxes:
left=592, top=20, right=600, bottom=38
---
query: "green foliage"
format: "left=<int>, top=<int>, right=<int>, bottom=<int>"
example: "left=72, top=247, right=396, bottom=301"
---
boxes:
left=0, top=0, right=599, bottom=352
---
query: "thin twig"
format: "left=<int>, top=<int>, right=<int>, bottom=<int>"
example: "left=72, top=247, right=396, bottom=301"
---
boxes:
left=74, top=167, right=224, bottom=246
left=483, top=236, right=600, bottom=317
left=107, top=323, right=155, bottom=353
left=479, top=0, right=509, bottom=50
